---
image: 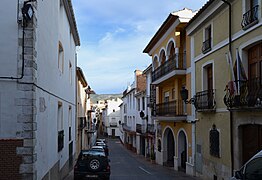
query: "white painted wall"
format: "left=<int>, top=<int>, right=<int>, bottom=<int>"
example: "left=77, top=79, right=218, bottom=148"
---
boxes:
left=0, top=0, right=21, bottom=138
left=35, top=1, right=77, bottom=179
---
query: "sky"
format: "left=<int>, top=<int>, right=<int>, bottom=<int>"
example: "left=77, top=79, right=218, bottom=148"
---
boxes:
left=72, top=0, right=208, bottom=94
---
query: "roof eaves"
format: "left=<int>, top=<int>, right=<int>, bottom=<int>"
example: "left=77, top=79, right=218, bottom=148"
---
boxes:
left=186, top=0, right=215, bottom=29
left=143, top=14, right=178, bottom=54
left=63, top=0, right=80, bottom=46
left=76, top=67, right=87, bottom=87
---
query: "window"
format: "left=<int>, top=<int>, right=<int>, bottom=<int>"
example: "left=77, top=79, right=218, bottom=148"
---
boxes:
left=57, top=102, right=63, bottom=131
left=137, top=98, right=140, bottom=111
left=142, top=97, right=145, bottom=110
left=164, top=91, right=169, bottom=103
left=69, top=62, right=72, bottom=84
left=58, top=43, right=64, bottom=73
left=68, top=106, right=72, bottom=141
left=242, top=0, right=259, bottom=29
left=206, top=64, right=213, bottom=90
left=202, top=25, right=212, bottom=54
left=124, top=104, right=127, bottom=113
left=209, top=124, right=220, bottom=157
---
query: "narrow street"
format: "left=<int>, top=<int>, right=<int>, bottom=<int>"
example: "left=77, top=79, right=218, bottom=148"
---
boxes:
left=66, top=137, right=200, bottom=180
left=107, top=138, right=198, bottom=180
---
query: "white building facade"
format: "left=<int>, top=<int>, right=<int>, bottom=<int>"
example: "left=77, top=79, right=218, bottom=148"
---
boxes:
left=0, top=0, right=80, bottom=179
left=102, top=98, right=123, bottom=138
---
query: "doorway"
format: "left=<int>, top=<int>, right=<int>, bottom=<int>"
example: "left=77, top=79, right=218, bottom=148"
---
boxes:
left=112, top=129, right=115, bottom=138
left=178, top=131, right=187, bottom=171
left=241, top=124, right=262, bottom=164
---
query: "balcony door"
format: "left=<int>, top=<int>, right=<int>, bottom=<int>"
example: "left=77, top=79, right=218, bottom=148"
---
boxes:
left=248, top=42, right=262, bottom=105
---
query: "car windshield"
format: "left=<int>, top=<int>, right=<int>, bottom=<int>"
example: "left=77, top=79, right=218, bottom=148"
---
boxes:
left=82, top=150, right=105, bottom=156
left=245, top=157, right=262, bottom=180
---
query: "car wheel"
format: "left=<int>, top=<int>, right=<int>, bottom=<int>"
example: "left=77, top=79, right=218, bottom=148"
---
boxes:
left=87, top=157, right=102, bottom=172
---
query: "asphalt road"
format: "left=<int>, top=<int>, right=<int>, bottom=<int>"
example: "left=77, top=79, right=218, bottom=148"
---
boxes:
left=65, top=138, right=200, bottom=180
left=108, top=138, right=199, bottom=180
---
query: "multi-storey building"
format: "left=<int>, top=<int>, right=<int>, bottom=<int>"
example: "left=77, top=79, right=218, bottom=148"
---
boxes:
left=76, top=67, right=94, bottom=154
left=143, top=8, right=196, bottom=176
left=101, top=98, right=122, bottom=138
left=186, top=0, right=262, bottom=179
left=122, top=70, right=146, bottom=152
left=0, top=0, right=80, bottom=179
left=143, top=65, right=156, bottom=160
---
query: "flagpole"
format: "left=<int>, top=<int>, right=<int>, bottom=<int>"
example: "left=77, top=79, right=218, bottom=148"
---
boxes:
left=236, top=48, right=240, bottom=95
left=228, top=51, right=237, bottom=93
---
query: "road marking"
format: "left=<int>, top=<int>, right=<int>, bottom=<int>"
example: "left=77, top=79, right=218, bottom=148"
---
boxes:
left=139, top=166, right=152, bottom=175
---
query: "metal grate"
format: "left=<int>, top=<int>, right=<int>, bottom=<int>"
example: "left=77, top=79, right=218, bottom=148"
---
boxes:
left=209, top=124, right=220, bottom=157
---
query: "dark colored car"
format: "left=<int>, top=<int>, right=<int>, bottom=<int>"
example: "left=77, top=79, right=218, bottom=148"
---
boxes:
left=231, top=150, right=262, bottom=180
left=74, top=150, right=110, bottom=180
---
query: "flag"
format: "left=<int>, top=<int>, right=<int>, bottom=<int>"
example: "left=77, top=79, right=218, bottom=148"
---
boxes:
left=226, top=52, right=237, bottom=95
left=233, top=49, right=247, bottom=95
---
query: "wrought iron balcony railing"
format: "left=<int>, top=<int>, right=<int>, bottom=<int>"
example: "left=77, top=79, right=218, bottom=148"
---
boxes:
left=202, top=38, right=212, bottom=54
left=241, top=5, right=259, bottom=30
left=155, top=100, right=184, bottom=116
left=224, top=78, right=262, bottom=109
left=152, top=53, right=186, bottom=82
left=194, top=89, right=216, bottom=111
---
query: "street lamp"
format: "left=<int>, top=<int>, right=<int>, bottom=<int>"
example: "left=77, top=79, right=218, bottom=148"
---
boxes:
left=140, top=110, right=149, bottom=157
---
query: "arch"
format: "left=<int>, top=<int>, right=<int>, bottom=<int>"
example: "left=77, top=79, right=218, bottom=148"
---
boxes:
left=159, top=48, right=166, bottom=65
left=166, top=38, right=176, bottom=57
left=162, top=126, right=175, bottom=167
left=177, top=129, right=188, bottom=171
left=153, top=55, right=159, bottom=71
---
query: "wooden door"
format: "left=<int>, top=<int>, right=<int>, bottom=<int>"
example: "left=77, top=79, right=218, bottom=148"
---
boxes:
left=242, top=125, right=262, bottom=164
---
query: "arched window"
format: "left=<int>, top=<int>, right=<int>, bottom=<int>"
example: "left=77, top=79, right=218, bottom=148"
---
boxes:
left=153, top=56, right=159, bottom=70
left=58, top=42, right=64, bottom=73
left=159, top=50, right=166, bottom=65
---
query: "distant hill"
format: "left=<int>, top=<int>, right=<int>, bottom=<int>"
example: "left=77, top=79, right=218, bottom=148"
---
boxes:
left=90, top=94, right=122, bottom=104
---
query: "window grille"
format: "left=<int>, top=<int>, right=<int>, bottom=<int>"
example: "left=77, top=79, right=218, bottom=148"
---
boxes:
left=209, top=124, right=220, bottom=157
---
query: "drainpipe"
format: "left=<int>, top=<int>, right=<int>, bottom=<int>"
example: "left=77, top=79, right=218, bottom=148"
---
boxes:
left=221, top=0, right=234, bottom=176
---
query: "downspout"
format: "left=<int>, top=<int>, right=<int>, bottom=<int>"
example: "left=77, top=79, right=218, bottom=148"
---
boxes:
left=221, top=0, right=234, bottom=176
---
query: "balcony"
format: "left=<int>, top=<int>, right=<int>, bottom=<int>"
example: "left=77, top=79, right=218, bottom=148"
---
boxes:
left=110, top=122, right=118, bottom=127
left=202, top=38, right=212, bottom=54
left=242, top=5, right=259, bottom=30
left=152, top=53, right=186, bottom=83
left=147, top=124, right=155, bottom=135
left=224, top=78, right=262, bottom=110
left=194, top=89, right=216, bottom=111
left=155, top=100, right=185, bottom=117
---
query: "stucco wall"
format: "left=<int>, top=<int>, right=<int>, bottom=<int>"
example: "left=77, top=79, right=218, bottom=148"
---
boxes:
left=0, top=0, right=21, bottom=138
left=35, top=1, right=77, bottom=179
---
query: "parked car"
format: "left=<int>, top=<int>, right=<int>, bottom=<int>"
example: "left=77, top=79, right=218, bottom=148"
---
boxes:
left=231, top=150, right=262, bottom=180
left=96, top=138, right=107, bottom=144
left=74, top=150, right=110, bottom=180
left=91, top=146, right=105, bottom=152
left=95, top=142, right=109, bottom=156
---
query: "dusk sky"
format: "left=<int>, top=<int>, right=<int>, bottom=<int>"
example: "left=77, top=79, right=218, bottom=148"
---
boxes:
left=71, top=0, right=208, bottom=94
